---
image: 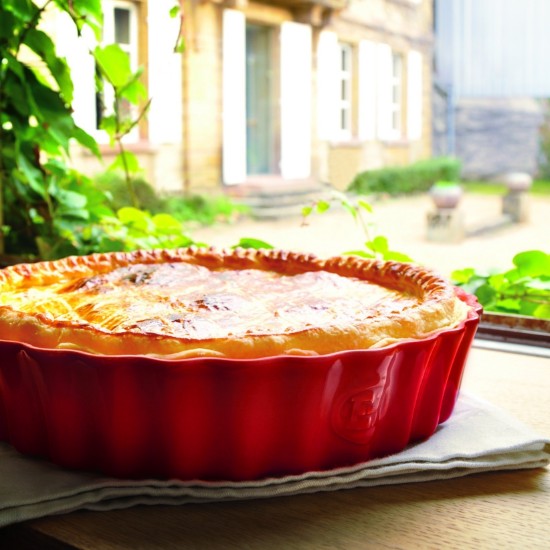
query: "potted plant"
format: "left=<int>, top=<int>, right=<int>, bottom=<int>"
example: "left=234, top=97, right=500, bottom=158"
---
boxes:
left=429, top=181, right=463, bottom=209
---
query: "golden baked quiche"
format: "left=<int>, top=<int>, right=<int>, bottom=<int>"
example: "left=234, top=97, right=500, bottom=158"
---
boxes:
left=0, top=247, right=469, bottom=359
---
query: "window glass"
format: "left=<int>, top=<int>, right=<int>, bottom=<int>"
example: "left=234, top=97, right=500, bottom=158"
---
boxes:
left=390, top=52, right=403, bottom=135
left=338, top=43, right=353, bottom=138
left=114, top=7, right=131, bottom=46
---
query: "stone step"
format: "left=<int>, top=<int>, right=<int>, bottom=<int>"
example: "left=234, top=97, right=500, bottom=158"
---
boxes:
left=228, top=178, right=333, bottom=219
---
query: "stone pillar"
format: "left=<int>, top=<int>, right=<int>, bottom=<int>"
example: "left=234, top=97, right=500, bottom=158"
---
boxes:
left=426, top=208, right=465, bottom=243
left=426, top=183, right=465, bottom=243
left=500, top=172, right=532, bottom=223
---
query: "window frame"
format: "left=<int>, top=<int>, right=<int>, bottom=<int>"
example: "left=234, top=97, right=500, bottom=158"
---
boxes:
left=389, top=51, right=404, bottom=139
left=337, top=42, right=354, bottom=140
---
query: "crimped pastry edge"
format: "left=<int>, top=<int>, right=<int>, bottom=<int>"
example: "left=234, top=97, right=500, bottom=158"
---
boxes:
left=0, top=247, right=470, bottom=359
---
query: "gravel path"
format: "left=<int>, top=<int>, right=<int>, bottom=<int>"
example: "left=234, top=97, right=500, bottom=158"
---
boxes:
left=193, top=193, right=550, bottom=278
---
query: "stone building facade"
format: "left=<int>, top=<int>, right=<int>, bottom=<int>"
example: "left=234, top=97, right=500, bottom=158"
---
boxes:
left=59, top=0, right=434, bottom=195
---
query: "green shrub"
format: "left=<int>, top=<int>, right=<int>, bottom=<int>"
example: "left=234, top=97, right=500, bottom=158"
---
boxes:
left=95, top=172, right=249, bottom=226
left=164, top=194, right=250, bottom=226
left=347, top=156, right=462, bottom=196
left=95, top=172, right=166, bottom=213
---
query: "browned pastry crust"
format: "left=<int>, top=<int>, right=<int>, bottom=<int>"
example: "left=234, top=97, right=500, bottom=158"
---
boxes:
left=0, top=247, right=470, bottom=358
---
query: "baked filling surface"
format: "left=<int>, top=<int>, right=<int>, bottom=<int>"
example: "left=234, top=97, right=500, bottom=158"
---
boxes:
left=0, top=248, right=470, bottom=358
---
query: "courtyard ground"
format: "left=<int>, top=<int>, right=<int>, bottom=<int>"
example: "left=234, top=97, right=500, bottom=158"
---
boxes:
left=193, top=192, right=550, bottom=278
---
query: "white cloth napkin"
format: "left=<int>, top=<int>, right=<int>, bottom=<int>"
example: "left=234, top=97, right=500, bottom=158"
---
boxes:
left=1, top=393, right=549, bottom=528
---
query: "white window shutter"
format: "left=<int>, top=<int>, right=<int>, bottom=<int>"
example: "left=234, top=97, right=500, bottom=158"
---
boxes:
left=148, top=0, right=183, bottom=144
left=407, top=50, right=423, bottom=141
left=358, top=40, right=377, bottom=141
left=222, top=9, right=246, bottom=185
left=376, top=43, right=393, bottom=141
left=280, top=22, right=312, bottom=179
left=317, top=30, right=339, bottom=141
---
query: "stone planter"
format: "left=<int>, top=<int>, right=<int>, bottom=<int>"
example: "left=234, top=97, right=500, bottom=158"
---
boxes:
left=500, top=172, right=532, bottom=223
left=501, top=172, right=533, bottom=193
left=426, top=183, right=465, bottom=243
left=429, top=183, right=463, bottom=210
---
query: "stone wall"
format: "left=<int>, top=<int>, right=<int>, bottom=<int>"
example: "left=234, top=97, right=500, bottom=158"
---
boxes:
left=432, top=84, right=449, bottom=158
left=433, top=96, right=545, bottom=179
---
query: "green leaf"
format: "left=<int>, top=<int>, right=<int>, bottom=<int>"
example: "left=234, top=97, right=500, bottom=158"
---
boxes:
left=316, top=200, right=330, bottom=213
left=524, top=278, right=550, bottom=291
left=72, top=126, right=101, bottom=158
left=29, top=208, right=45, bottom=224
left=25, top=29, right=74, bottom=103
left=108, top=152, right=141, bottom=175
left=503, top=267, right=522, bottom=283
left=475, top=284, right=498, bottom=306
left=4, top=75, right=31, bottom=117
left=494, top=298, right=521, bottom=312
left=232, top=238, right=275, bottom=250
left=451, top=267, right=476, bottom=285
left=487, top=273, right=507, bottom=291
left=341, top=201, right=358, bottom=220
left=99, top=115, right=118, bottom=140
left=358, top=199, right=373, bottom=213
left=59, top=0, right=103, bottom=39
left=118, top=69, right=147, bottom=103
left=0, top=10, right=16, bottom=40
left=117, top=207, right=151, bottom=229
left=22, top=75, right=77, bottom=152
left=301, top=205, right=313, bottom=217
left=533, top=304, right=550, bottom=320
left=15, top=152, right=47, bottom=198
left=94, top=44, right=133, bottom=88
left=54, top=189, right=88, bottom=210
left=174, top=38, right=186, bottom=53
left=343, top=250, right=376, bottom=259
left=519, top=300, right=540, bottom=317
left=366, top=235, right=389, bottom=255
left=513, top=250, right=550, bottom=277
left=384, top=250, right=413, bottom=262
left=459, top=277, right=489, bottom=296
left=152, top=213, right=183, bottom=234
left=169, top=5, right=180, bottom=17
left=3, top=0, right=35, bottom=20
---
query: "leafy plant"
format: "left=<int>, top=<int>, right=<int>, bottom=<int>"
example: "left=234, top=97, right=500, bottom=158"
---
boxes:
left=95, top=173, right=250, bottom=227
left=232, top=237, right=275, bottom=250
left=348, top=156, right=461, bottom=196
left=302, top=191, right=413, bottom=262
left=95, top=172, right=166, bottom=213
left=452, top=250, right=550, bottom=320
left=97, top=207, right=200, bottom=252
left=0, top=0, right=199, bottom=261
left=0, top=0, right=102, bottom=258
left=431, top=180, right=462, bottom=190
left=94, top=42, right=151, bottom=207
left=164, top=194, right=250, bottom=226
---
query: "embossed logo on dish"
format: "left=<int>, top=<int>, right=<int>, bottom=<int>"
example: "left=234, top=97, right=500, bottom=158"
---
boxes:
left=331, top=388, right=381, bottom=444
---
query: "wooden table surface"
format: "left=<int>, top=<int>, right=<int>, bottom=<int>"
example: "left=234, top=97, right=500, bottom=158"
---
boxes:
left=1, top=345, right=549, bottom=549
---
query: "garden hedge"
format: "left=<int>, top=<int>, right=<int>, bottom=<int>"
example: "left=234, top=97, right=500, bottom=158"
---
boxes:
left=347, top=157, right=462, bottom=196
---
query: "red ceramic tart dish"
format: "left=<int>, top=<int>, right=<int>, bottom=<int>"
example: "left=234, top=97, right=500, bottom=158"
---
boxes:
left=0, top=248, right=481, bottom=481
